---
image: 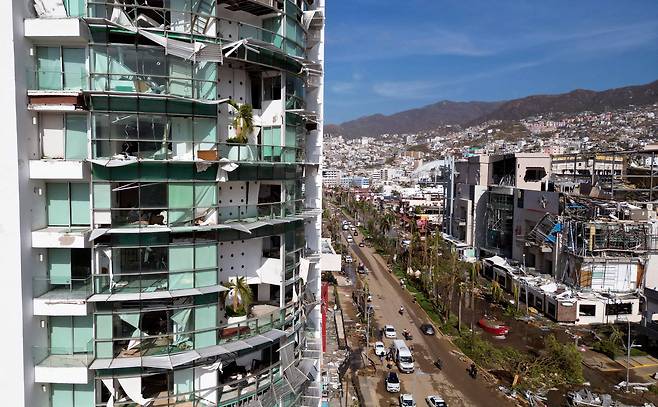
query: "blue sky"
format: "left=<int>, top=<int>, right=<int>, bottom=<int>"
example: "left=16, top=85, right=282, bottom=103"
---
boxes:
left=324, top=0, right=658, bottom=124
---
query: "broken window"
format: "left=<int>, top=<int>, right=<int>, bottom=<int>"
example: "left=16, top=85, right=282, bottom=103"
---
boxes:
left=90, top=45, right=217, bottom=99
left=605, top=302, right=632, bottom=315
left=263, top=236, right=282, bottom=259
left=92, top=113, right=216, bottom=160
left=523, top=167, right=547, bottom=182
left=258, top=183, right=282, bottom=204
left=263, top=75, right=281, bottom=101
left=578, top=304, right=596, bottom=317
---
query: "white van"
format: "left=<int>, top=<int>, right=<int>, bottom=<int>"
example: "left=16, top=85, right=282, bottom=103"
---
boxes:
left=391, top=339, right=414, bottom=373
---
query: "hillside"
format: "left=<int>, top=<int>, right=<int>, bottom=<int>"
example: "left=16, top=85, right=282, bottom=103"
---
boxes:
left=475, top=80, right=658, bottom=124
left=326, top=80, right=658, bottom=139
left=326, top=101, right=503, bottom=138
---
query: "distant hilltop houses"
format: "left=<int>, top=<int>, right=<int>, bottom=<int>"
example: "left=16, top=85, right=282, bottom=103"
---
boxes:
left=323, top=103, right=658, bottom=190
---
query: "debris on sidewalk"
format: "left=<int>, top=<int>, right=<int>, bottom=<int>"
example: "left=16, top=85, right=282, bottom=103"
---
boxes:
left=567, top=388, right=656, bottom=406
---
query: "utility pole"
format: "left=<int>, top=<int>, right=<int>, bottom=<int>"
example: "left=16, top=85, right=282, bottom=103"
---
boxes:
left=626, top=319, right=631, bottom=393
left=366, top=305, right=371, bottom=351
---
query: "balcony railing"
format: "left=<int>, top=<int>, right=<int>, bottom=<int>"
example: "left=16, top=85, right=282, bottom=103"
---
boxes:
left=27, top=69, right=87, bottom=92
left=92, top=142, right=305, bottom=164
left=94, top=303, right=299, bottom=360
left=107, top=362, right=283, bottom=407
left=85, top=1, right=305, bottom=59
left=87, top=1, right=219, bottom=37
left=33, top=340, right=94, bottom=368
left=100, top=199, right=305, bottom=229
left=90, top=73, right=217, bottom=100
left=92, top=269, right=219, bottom=296
left=33, top=276, right=92, bottom=301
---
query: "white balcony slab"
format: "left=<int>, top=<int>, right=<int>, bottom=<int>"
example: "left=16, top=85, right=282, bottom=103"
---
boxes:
left=32, top=227, right=91, bottom=248
left=24, top=18, right=88, bottom=44
left=33, top=286, right=90, bottom=316
left=34, top=355, right=90, bottom=384
left=29, top=160, right=89, bottom=180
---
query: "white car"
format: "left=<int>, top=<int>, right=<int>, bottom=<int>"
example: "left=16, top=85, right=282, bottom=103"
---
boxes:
left=374, top=341, right=386, bottom=356
left=399, top=394, right=416, bottom=407
left=385, top=372, right=400, bottom=393
left=384, top=325, right=396, bottom=338
left=345, top=255, right=353, bottom=263
left=426, top=395, right=447, bottom=407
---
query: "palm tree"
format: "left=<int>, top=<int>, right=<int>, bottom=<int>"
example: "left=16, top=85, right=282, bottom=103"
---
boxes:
left=457, top=282, right=465, bottom=332
left=512, top=284, right=521, bottom=312
left=469, top=262, right=479, bottom=333
left=491, top=281, right=503, bottom=304
left=228, top=100, right=253, bottom=143
left=222, top=277, right=253, bottom=316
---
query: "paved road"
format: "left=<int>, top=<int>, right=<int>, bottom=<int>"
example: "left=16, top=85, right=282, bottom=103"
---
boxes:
left=333, top=206, right=515, bottom=407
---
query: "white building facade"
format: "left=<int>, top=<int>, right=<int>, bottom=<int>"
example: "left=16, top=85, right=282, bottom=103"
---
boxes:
left=0, top=0, right=324, bottom=406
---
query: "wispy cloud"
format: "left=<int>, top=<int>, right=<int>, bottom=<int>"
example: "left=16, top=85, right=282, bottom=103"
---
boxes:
left=371, top=59, right=547, bottom=100
left=328, top=19, right=658, bottom=63
left=329, top=24, right=494, bottom=62
left=327, top=72, right=365, bottom=95
left=329, top=82, right=357, bottom=94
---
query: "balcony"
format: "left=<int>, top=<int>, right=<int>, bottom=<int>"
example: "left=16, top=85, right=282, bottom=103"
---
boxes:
left=33, top=277, right=92, bottom=316
left=90, top=304, right=299, bottom=369
left=91, top=142, right=304, bottom=164
left=27, top=69, right=87, bottom=93
left=105, top=362, right=283, bottom=407
left=89, top=270, right=227, bottom=302
left=33, top=343, right=92, bottom=384
left=219, top=0, right=281, bottom=16
left=31, top=227, right=91, bottom=249
left=95, top=200, right=305, bottom=230
left=29, top=160, right=90, bottom=181
left=24, top=18, right=88, bottom=43
left=219, top=18, right=305, bottom=59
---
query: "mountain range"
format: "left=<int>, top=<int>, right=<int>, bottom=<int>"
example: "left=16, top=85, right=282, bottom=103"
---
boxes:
left=325, top=79, right=658, bottom=139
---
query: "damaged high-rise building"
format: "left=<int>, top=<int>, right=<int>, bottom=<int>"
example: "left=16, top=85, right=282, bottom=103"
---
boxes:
left=0, top=0, right=324, bottom=406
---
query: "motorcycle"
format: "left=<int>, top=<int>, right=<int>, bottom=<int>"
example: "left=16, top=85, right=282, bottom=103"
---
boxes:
left=398, top=306, right=404, bottom=316
left=434, top=358, right=442, bottom=370
left=468, top=363, right=478, bottom=379
left=402, top=330, right=413, bottom=340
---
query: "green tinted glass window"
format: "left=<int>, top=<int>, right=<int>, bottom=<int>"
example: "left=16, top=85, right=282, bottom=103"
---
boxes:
left=47, top=183, right=70, bottom=226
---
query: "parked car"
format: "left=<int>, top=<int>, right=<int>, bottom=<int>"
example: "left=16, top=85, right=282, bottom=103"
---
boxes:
left=359, top=242, right=365, bottom=247
left=345, top=255, right=353, bottom=263
left=420, top=324, right=436, bottom=336
left=385, top=372, right=400, bottom=393
left=399, top=394, right=416, bottom=407
left=426, top=395, right=447, bottom=407
left=384, top=325, right=397, bottom=338
left=346, top=236, right=354, bottom=243
left=374, top=341, right=386, bottom=356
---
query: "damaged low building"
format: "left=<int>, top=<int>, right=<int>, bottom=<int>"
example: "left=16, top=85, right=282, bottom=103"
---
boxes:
left=446, top=149, right=658, bottom=326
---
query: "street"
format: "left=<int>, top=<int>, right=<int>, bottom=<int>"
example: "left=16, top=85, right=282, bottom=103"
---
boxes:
left=334, top=206, right=515, bottom=407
